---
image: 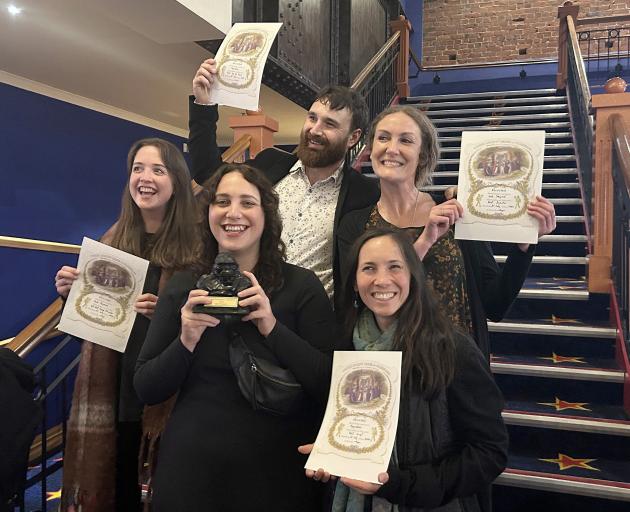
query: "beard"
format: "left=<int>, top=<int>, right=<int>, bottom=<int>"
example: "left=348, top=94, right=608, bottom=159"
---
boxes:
left=296, top=129, right=349, bottom=168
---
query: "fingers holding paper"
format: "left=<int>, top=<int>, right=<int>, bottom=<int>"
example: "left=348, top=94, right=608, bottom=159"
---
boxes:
left=527, top=195, right=557, bottom=237
left=55, top=265, right=80, bottom=298
left=298, top=444, right=335, bottom=483
left=192, top=58, right=218, bottom=104
left=414, top=199, right=464, bottom=260
left=134, top=293, right=158, bottom=319
left=340, top=473, right=389, bottom=495
left=180, top=289, right=220, bottom=351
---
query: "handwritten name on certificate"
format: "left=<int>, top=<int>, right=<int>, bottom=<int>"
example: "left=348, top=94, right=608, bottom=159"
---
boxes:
left=209, top=22, right=282, bottom=110
left=305, top=351, right=402, bottom=484
left=58, top=237, right=149, bottom=353
left=455, top=130, right=545, bottom=244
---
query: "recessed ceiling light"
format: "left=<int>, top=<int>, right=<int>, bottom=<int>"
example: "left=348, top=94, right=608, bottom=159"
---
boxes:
left=7, top=4, right=22, bottom=15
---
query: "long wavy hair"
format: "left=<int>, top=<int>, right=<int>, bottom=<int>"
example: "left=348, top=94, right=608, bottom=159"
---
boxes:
left=107, top=138, right=199, bottom=270
left=195, top=164, right=286, bottom=295
left=342, top=228, right=456, bottom=397
left=367, top=105, right=440, bottom=187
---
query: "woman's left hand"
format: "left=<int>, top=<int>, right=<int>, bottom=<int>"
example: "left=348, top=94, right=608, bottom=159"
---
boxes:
left=134, top=293, right=158, bottom=319
left=339, top=473, right=389, bottom=495
left=239, top=271, right=277, bottom=337
left=518, top=195, right=557, bottom=252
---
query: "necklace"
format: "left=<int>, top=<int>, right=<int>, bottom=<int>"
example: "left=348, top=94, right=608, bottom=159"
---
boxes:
left=378, top=188, right=420, bottom=228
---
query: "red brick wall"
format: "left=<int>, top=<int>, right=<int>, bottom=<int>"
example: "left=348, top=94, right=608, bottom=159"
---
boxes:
left=422, top=0, right=630, bottom=66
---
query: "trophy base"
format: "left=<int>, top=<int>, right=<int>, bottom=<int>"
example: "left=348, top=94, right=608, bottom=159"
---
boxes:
left=193, top=304, right=249, bottom=316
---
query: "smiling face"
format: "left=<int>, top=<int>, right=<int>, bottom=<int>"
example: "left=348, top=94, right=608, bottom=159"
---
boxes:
left=369, top=112, right=422, bottom=186
left=128, top=145, right=174, bottom=217
left=355, top=235, right=411, bottom=331
left=209, top=171, right=264, bottom=263
left=296, top=100, right=359, bottom=168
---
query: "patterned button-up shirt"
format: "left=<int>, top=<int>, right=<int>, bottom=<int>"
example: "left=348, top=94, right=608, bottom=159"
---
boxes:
left=274, top=160, right=343, bottom=299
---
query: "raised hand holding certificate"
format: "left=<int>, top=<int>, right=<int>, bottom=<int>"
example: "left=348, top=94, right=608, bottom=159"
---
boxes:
left=58, top=237, right=149, bottom=352
left=305, top=351, right=402, bottom=484
left=455, top=130, right=545, bottom=244
left=209, top=22, right=282, bottom=110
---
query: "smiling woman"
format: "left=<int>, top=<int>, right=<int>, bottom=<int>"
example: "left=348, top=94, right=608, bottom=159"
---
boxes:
left=133, top=163, right=340, bottom=512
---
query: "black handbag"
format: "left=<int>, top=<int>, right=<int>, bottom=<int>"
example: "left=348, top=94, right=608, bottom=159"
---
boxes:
left=228, top=331, right=305, bottom=416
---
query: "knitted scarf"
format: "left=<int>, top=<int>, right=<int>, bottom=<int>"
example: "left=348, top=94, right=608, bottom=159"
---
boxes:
left=61, top=226, right=174, bottom=511
left=332, top=309, right=399, bottom=512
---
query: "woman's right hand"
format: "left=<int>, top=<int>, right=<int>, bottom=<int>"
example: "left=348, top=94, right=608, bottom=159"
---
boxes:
left=297, top=444, right=336, bottom=483
left=192, top=58, right=217, bottom=104
left=55, top=266, right=79, bottom=298
left=180, top=289, right=220, bottom=352
left=414, top=199, right=464, bottom=260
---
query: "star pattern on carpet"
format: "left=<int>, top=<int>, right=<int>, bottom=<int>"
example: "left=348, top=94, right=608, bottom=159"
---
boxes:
left=539, top=352, right=586, bottom=364
left=538, top=397, right=591, bottom=411
left=550, top=315, right=582, bottom=325
left=46, top=489, right=62, bottom=501
left=539, top=453, right=599, bottom=471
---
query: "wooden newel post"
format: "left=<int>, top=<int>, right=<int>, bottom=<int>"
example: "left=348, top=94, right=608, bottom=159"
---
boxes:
left=590, top=92, right=630, bottom=292
left=389, top=15, right=411, bottom=98
left=557, top=1, right=580, bottom=90
left=228, top=109, right=279, bottom=159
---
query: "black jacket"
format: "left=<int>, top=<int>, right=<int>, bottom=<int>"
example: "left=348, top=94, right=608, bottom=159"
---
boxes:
left=188, top=97, right=380, bottom=310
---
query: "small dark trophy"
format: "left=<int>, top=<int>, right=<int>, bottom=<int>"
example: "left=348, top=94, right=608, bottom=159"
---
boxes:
left=193, top=253, right=252, bottom=319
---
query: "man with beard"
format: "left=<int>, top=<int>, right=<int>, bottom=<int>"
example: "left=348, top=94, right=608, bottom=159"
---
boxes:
left=188, top=58, right=379, bottom=310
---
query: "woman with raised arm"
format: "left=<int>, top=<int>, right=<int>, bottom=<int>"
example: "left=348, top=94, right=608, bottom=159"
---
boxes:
left=303, top=229, right=508, bottom=512
left=134, top=163, right=337, bottom=511
left=56, top=139, right=199, bottom=511
left=337, top=105, right=557, bottom=357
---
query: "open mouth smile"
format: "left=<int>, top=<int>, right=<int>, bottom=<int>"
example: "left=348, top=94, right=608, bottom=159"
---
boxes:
left=372, top=291, right=396, bottom=300
left=222, top=224, right=248, bottom=233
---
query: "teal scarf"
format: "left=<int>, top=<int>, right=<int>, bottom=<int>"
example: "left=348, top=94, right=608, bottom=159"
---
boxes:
left=332, top=309, right=399, bottom=512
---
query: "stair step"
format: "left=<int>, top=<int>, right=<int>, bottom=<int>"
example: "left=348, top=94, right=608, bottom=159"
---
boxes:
left=502, top=411, right=630, bottom=437
left=424, top=104, right=569, bottom=117
left=538, top=234, right=586, bottom=242
left=414, top=96, right=567, bottom=109
left=431, top=112, right=570, bottom=125
left=437, top=122, right=572, bottom=133
left=491, top=361, right=624, bottom=382
left=548, top=198, right=582, bottom=205
left=488, top=320, right=616, bottom=338
left=407, top=88, right=559, bottom=101
left=440, top=132, right=573, bottom=143
left=496, top=255, right=587, bottom=264
left=496, top=468, right=630, bottom=501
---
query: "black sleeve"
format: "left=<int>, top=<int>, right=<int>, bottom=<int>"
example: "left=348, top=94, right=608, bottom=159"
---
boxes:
left=188, top=96, right=223, bottom=185
left=133, top=274, right=195, bottom=405
left=336, top=209, right=370, bottom=290
left=376, top=336, right=508, bottom=508
left=265, top=269, right=350, bottom=403
left=466, top=241, right=534, bottom=322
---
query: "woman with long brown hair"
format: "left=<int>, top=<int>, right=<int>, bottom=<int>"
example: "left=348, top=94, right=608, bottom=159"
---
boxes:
left=55, top=138, right=199, bottom=511
left=134, top=164, right=337, bottom=511
left=305, top=228, right=507, bottom=512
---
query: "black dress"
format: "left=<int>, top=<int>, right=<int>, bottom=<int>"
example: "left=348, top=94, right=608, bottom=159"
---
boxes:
left=134, top=263, right=338, bottom=512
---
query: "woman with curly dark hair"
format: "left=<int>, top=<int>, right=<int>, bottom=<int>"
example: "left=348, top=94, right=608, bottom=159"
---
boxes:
left=134, top=163, right=337, bottom=511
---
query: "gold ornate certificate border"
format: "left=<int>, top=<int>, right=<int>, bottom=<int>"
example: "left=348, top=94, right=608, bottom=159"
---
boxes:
left=466, top=141, right=534, bottom=220
left=73, top=257, right=135, bottom=327
left=217, top=30, right=269, bottom=90
left=327, top=364, right=394, bottom=455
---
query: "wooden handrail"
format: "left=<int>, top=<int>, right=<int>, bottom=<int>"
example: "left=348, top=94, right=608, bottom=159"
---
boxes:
left=7, top=298, right=64, bottom=357
left=566, top=15, right=592, bottom=109
left=611, top=114, right=630, bottom=193
left=351, top=31, right=401, bottom=91
left=0, top=235, right=81, bottom=254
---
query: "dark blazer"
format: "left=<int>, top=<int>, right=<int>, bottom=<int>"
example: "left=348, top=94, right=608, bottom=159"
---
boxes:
left=188, top=97, right=380, bottom=310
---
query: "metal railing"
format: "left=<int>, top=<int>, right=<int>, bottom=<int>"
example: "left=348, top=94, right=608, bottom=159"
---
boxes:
left=11, top=335, right=80, bottom=511
left=566, top=14, right=594, bottom=236
left=577, top=26, right=630, bottom=79
left=611, top=114, right=630, bottom=356
left=348, top=30, right=401, bottom=164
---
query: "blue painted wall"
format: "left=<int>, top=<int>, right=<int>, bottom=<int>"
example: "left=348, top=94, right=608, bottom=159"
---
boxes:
left=0, top=82, right=186, bottom=339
